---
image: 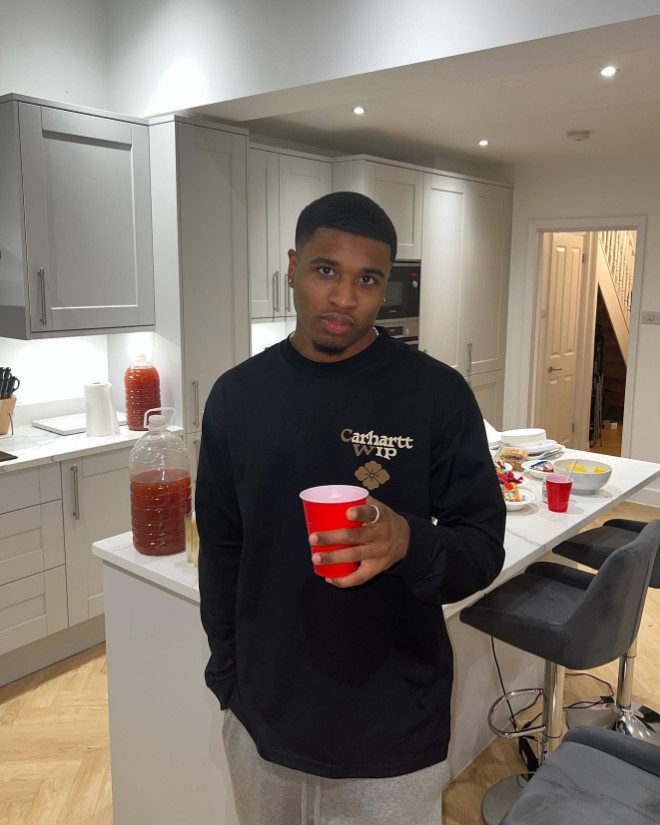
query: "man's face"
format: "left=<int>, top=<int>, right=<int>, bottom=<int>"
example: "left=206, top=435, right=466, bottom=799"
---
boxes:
left=288, top=228, right=391, bottom=362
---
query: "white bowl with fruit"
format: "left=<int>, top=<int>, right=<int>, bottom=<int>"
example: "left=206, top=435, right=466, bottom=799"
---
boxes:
left=553, top=458, right=612, bottom=493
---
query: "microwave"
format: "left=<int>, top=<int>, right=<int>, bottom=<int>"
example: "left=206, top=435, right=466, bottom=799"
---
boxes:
left=377, top=261, right=421, bottom=322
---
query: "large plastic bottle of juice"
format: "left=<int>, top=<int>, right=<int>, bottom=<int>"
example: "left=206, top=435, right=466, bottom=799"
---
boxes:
left=124, top=355, right=161, bottom=431
left=129, top=414, right=192, bottom=555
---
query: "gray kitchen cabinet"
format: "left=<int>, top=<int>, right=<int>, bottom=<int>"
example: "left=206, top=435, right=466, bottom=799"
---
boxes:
left=249, top=148, right=332, bottom=320
left=332, top=156, right=424, bottom=260
left=139, top=116, right=250, bottom=440
left=0, top=464, right=67, bottom=655
left=0, top=95, right=155, bottom=339
left=61, top=447, right=132, bottom=626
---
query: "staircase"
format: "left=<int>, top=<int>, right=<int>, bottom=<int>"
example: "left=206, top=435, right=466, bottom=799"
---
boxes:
left=596, top=230, right=636, bottom=364
left=596, top=290, right=627, bottom=423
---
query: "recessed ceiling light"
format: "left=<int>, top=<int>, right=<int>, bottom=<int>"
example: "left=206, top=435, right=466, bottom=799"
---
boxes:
left=478, top=139, right=490, bottom=147
left=352, top=105, right=366, bottom=115
left=600, top=65, right=619, bottom=78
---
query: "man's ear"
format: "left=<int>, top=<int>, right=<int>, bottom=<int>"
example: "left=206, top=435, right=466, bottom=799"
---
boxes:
left=287, top=248, right=297, bottom=284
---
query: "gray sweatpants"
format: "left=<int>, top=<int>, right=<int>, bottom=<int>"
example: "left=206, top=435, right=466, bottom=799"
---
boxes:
left=222, top=709, right=450, bottom=825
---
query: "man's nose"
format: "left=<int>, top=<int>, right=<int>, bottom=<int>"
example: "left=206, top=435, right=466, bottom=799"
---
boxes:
left=329, top=278, right=358, bottom=307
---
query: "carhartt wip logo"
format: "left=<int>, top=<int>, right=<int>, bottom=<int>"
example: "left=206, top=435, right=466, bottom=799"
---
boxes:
left=340, top=428, right=414, bottom=461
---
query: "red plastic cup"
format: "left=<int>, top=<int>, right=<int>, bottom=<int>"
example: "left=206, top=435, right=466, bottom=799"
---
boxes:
left=545, top=474, right=573, bottom=513
left=299, top=485, right=368, bottom=578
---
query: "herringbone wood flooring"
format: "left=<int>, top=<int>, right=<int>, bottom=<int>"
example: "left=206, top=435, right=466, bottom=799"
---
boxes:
left=0, top=646, right=111, bottom=825
left=0, top=501, right=658, bottom=824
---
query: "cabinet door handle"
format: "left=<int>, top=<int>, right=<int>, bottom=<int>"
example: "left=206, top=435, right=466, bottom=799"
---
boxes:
left=273, top=271, right=280, bottom=313
left=467, top=341, right=473, bottom=375
left=193, top=437, right=200, bottom=470
left=192, top=379, right=200, bottom=428
left=71, top=465, right=80, bottom=520
left=38, top=268, right=47, bottom=325
left=285, top=274, right=292, bottom=313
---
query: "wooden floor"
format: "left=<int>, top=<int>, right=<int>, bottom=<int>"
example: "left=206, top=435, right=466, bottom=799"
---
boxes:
left=0, top=499, right=657, bottom=825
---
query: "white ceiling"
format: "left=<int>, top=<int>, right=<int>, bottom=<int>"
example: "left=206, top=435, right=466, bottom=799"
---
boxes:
left=187, top=16, right=660, bottom=171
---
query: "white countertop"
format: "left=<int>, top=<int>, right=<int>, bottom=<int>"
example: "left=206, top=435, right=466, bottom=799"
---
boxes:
left=93, top=448, right=660, bottom=618
left=0, top=424, right=182, bottom=473
left=94, top=531, right=199, bottom=602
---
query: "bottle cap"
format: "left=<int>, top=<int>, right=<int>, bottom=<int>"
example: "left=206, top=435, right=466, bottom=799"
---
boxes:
left=147, top=414, right=167, bottom=430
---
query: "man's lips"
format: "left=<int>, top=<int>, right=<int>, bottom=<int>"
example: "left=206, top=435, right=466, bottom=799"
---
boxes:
left=319, top=315, right=355, bottom=335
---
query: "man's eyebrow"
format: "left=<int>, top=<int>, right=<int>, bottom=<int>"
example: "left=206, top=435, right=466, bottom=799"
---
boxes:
left=309, top=257, right=340, bottom=266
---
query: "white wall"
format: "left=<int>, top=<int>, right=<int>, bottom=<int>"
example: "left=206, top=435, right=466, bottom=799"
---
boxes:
left=504, top=153, right=660, bottom=503
left=0, top=0, right=109, bottom=109
left=105, top=0, right=660, bottom=116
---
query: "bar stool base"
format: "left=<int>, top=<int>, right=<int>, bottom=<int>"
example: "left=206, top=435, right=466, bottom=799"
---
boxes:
left=481, top=774, right=533, bottom=825
left=566, top=700, right=660, bottom=745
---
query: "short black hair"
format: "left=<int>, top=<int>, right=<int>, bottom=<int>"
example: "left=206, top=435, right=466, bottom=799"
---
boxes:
left=295, top=191, right=398, bottom=262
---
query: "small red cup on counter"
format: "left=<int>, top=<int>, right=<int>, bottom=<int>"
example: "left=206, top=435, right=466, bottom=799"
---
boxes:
left=545, top=474, right=573, bottom=513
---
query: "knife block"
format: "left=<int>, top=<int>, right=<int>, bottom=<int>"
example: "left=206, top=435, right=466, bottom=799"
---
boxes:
left=0, top=395, right=17, bottom=435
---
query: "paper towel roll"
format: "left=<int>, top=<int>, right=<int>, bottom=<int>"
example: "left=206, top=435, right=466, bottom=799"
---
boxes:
left=85, top=382, right=120, bottom=437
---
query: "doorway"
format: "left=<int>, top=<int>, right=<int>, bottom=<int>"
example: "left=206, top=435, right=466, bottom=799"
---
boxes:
left=531, top=220, right=644, bottom=459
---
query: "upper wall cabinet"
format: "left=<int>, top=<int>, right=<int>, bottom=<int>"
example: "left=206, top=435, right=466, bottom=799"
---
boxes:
left=332, top=157, right=423, bottom=260
left=248, top=149, right=332, bottom=320
left=0, top=96, right=155, bottom=339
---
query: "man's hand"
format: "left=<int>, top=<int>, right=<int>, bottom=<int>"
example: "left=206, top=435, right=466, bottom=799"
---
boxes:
left=309, top=496, right=410, bottom=587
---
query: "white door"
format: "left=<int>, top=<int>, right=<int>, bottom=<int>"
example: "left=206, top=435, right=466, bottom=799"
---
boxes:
left=20, top=103, right=154, bottom=333
left=469, top=370, right=504, bottom=431
left=537, top=233, right=586, bottom=446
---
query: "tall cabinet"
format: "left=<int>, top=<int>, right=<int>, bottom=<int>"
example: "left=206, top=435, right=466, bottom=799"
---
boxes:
left=419, top=173, right=512, bottom=428
left=109, top=116, right=250, bottom=480
left=248, top=148, right=332, bottom=320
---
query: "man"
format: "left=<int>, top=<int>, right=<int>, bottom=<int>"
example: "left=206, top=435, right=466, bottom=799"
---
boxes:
left=196, top=191, right=505, bottom=824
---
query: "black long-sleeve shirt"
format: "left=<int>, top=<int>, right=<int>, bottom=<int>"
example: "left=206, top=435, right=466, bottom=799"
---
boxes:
left=196, top=329, right=505, bottom=778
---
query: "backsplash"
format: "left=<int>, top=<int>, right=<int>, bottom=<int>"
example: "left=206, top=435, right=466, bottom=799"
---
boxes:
left=0, top=335, right=109, bottom=426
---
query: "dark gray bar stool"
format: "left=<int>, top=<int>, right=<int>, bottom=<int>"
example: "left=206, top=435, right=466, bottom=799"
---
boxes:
left=500, top=727, right=660, bottom=825
left=460, top=520, right=660, bottom=825
left=552, top=518, right=660, bottom=744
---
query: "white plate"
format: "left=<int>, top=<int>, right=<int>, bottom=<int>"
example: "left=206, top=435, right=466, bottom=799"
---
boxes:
left=504, top=488, right=536, bottom=511
left=525, top=439, right=559, bottom=455
left=522, top=459, right=556, bottom=480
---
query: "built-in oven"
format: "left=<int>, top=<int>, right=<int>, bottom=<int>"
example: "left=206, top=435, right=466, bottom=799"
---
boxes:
left=379, top=319, right=419, bottom=349
left=377, top=260, right=421, bottom=348
left=378, top=260, right=421, bottom=321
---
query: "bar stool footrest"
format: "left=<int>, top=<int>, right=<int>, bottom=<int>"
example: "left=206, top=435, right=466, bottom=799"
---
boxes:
left=488, top=688, right=545, bottom=739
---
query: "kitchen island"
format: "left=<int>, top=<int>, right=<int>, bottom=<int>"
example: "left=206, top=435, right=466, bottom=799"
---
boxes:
left=94, top=450, right=660, bottom=825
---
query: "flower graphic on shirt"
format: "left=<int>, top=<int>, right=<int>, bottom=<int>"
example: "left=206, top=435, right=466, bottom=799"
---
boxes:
left=355, top=461, right=391, bottom=491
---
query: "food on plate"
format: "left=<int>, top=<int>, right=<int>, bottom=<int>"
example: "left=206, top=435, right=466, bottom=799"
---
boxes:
left=495, top=461, right=524, bottom=503
left=564, top=463, right=608, bottom=474
left=499, top=448, right=528, bottom=471
left=501, top=482, right=521, bottom=503
left=530, top=460, right=554, bottom=473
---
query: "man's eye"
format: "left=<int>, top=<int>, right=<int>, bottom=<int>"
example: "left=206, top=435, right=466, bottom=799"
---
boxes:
left=359, top=275, right=376, bottom=285
left=318, top=266, right=333, bottom=276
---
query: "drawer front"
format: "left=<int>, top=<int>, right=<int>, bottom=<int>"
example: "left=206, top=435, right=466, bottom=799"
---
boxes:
left=82, top=447, right=133, bottom=478
left=0, top=573, right=48, bottom=655
left=0, top=566, right=68, bottom=655
left=0, top=468, right=41, bottom=515
left=0, top=501, right=65, bottom=586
